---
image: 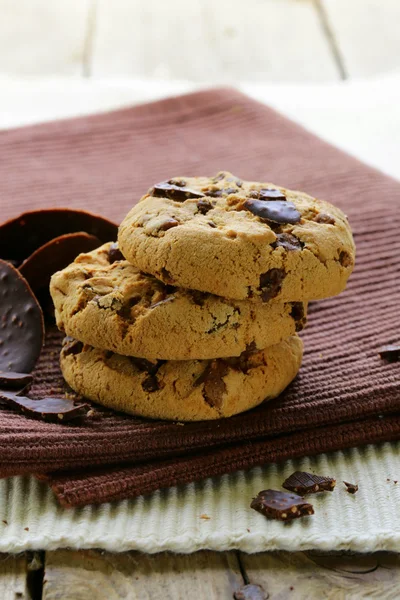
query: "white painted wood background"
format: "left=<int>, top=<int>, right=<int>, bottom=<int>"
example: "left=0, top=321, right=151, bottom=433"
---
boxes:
left=0, top=0, right=399, bottom=81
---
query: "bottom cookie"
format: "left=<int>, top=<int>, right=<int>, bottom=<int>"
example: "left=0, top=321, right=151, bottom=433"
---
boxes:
left=60, top=335, right=303, bottom=421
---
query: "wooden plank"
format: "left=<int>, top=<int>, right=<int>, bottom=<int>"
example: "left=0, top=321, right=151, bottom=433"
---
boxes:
left=239, top=551, right=400, bottom=599
left=0, top=553, right=30, bottom=600
left=92, top=0, right=339, bottom=82
left=321, top=0, right=400, bottom=78
left=0, top=0, right=92, bottom=75
left=43, top=550, right=243, bottom=599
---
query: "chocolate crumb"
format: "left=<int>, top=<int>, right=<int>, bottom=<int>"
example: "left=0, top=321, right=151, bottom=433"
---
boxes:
left=343, top=481, right=358, bottom=494
left=379, top=344, right=400, bottom=362
left=259, top=268, right=286, bottom=301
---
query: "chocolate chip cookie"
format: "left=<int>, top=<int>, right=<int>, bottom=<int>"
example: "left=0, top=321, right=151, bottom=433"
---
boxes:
left=60, top=335, right=303, bottom=421
left=50, top=243, right=307, bottom=360
left=118, top=172, right=355, bottom=302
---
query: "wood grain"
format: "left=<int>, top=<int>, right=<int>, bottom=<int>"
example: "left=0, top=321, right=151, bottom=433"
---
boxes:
left=43, top=550, right=244, bottom=599
left=91, top=0, right=339, bottom=81
left=239, top=551, right=400, bottom=599
left=0, top=553, right=30, bottom=600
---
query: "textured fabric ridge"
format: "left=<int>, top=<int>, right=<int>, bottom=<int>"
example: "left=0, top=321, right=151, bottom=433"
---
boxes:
left=0, top=88, right=399, bottom=507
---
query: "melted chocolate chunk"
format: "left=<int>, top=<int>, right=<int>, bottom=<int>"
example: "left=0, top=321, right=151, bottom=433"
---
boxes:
left=108, top=243, right=124, bottom=264
left=0, top=391, right=91, bottom=423
left=62, top=338, right=84, bottom=356
left=244, top=199, right=301, bottom=225
left=379, top=344, right=400, bottom=362
left=283, top=471, right=336, bottom=494
left=159, top=268, right=175, bottom=284
left=197, top=199, right=213, bottom=215
left=117, top=296, right=142, bottom=321
left=0, top=260, right=44, bottom=373
left=0, top=371, right=33, bottom=390
left=195, top=361, right=229, bottom=408
left=259, top=268, right=286, bottom=301
left=290, top=303, right=307, bottom=332
left=19, top=233, right=101, bottom=300
left=344, top=481, right=358, bottom=494
left=251, top=489, right=314, bottom=521
left=272, top=232, right=303, bottom=251
left=234, top=584, right=268, bottom=600
left=0, top=209, right=117, bottom=263
left=158, top=218, right=180, bottom=231
left=314, top=213, right=335, bottom=225
left=259, top=188, right=286, bottom=201
left=339, top=251, right=353, bottom=267
left=142, top=375, right=160, bottom=392
left=130, top=357, right=159, bottom=373
left=151, top=181, right=205, bottom=201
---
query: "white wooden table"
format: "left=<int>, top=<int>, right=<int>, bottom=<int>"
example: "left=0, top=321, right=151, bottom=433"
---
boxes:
left=0, top=0, right=399, bottom=82
left=1, top=1, right=400, bottom=598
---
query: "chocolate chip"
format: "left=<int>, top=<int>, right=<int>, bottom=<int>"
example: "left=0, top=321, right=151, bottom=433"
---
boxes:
left=212, top=172, right=226, bottom=183
left=339, top=251, right=353, bottom=268
left=234, top=584, right=268, bottom=600
left=117, top=296, right=141, bottom=320
left=168, top=179, right=186, bottom=187
left=259, top=188, right=286, bottom=201
left=251, top=489, right=314, bottom=521
left=159, top=268, right=175, bottom=284
left=197, top=199, right=213, bottom=215
left=244, top=200, right=301, bottom=225
left=290, top=303, right=307, bottom=332
left=343, top=481, right=358, bottom=494
left=259, top=268, right=286, bottom=301
left=158, top=218, right=180, bottom=231
left=314, top=213, right=335, bottom=225
left=282, top=471, right=336, bottom=494
left=151, top=181, right=205, bottom=201
left=206, top=187, right=238, bottom=198
left=0, top=391, right=91, bottom=423
left=0, top=209, right=117, bottom=264
left=19, top=233, right=101, bottom=302
left=62, top=338, right=84, bottom=356
left=141, top=375, right=160, bottom=392
left=195, top=361, right=229, bottom=408
left=0, top=371, right=33, bottom=390
left=379, top=344, right=400, bottom=362
left=108, top=242, right=124, bottom=264
left=130, top=357, right=159, bottom=373
left=272, top=233, right=303, bottom=251
left=190, top=291, right=209, bottom=306
left=0, top=260, right=44, bottom=373
left=207, top=221, right=217, bottom=228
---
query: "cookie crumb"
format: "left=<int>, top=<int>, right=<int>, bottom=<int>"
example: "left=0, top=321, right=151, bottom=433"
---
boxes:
left=200, top=514, right=211, bottom=520
left=343, top=481, right=358, bottom=494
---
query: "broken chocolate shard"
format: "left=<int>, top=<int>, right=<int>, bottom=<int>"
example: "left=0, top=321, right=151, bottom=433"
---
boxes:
left=272, top=232, right=303, bottom=251
left=19, top=232, right=101, bottom=299
left=0, top=371, right=33, bottom=390
left=343, top=481, right=358, bottom=494
left=0, top=209, right=117, bottom=263
left=282, top=471, right=336, bottom=494
left=151, top=181, right=205, bottom=201
left=251, top=489, right=314, bottom=521
left=0, top=391, right=91, bottom=423
left=259, top=268, right=286, bottom=301
left=259, top=188, right=287, bottom=201
left=244, top=199, right=301, bottom=224
left=379, top=344, right=400, bottom=363
left=0, top=260, right=44, bottom=374
left=108, top=242, right=124, bottom=264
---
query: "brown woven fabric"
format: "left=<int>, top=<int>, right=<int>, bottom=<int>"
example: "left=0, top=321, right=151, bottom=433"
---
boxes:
left=0, top=88, right=399, bottom=507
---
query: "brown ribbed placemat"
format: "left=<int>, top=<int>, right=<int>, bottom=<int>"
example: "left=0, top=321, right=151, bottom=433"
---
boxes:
left=0, top=88, right=399, bottom=506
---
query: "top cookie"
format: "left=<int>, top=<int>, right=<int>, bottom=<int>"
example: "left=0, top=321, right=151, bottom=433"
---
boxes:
left=119, top=172, right=355, bottom=302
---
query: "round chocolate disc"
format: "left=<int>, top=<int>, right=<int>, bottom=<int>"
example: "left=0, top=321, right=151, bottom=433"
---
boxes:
left=0, top=259, right=44, bottom=373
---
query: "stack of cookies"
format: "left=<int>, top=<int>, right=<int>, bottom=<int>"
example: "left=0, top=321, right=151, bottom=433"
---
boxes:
left=50, top=172, right=355, bottom=421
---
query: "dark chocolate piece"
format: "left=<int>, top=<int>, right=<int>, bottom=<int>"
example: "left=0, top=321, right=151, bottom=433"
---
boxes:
left=0, top=260, right=44, bottom=373
left=151, top=181, right=205, bottom=201
left=234, top=584, right=268, bottom=600
left=62, top=338, right=84, bottom=357
left=379, top=344, right=400, bottom=362
left=108, top=243, right=124, bottom=264
left=259, top=188, right=286, bottom=201
left=244, top=199, right=301, bottom=224
left=343, top=481, right=358, bottom=494
left=272, top=233, right=303, bottom=251
left=251, top=489, right=314, bottom=521
left=314, top=213, right=335, bottom=225
left=206, top=187, right=238, bottom=198
left=339, top=251, right=352, bottom=267
left=0, top=371, right=33, bottom=390
left=19, top=233, right=101, bottom=297
left=0, top=209, right=117, bottom=263
left=197, top=199, right=213, bottom=214
left=0, top=391, right=91, bottom=423
left=290, top=303, right=307, bottom=332
left=282, top=471, right=336, bottom=494
left=195, top=361, right=229, bottom=408
left=259, top=268, right=286, bottom=301
left=158, top=218, right=180, bottom=231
